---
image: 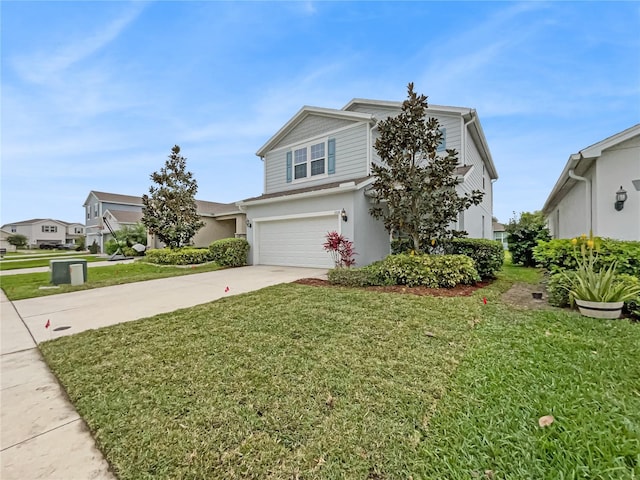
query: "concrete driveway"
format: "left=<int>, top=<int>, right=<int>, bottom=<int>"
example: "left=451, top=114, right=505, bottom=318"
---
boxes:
left=14, top=265, right=327, bottom=343
left=1, top=265, right=326, bottom=479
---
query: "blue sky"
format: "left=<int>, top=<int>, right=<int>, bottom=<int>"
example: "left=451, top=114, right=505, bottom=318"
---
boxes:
left=2, top=1, right=639, bottom=225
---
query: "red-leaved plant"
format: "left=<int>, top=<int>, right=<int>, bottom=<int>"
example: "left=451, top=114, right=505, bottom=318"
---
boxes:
left=323, top=231, right=357, bottom=268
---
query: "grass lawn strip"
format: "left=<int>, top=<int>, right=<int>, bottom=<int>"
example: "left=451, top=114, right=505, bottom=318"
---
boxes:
left=0, top=261, right=221, bottom=300
left=0, top=255, right=103, bottom=271
left=38, top=265, right=640, bottom=478
left=40, top=285, right=481, bottom=479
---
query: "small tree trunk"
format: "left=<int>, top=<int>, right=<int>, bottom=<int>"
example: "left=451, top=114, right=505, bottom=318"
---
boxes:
left=412, top=233, right=420, bottom=253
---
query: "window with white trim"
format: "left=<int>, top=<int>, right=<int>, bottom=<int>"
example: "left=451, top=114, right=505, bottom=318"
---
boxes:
left=41, top=225, right=58, bottom=233
left=293, top=140, right=326, bottom=181
left=94, top=204, right=99, bottom=218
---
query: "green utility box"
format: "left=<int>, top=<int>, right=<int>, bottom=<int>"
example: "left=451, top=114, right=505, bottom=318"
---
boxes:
left=50, top=259, right=88, bottom=285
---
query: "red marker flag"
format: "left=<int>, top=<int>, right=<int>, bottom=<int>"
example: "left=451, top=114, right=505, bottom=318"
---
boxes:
left=224, top=286, right=230, bottom=292
left=45, top=319, right=51, bottom=329
left=483, top=297, right=487, bottom=305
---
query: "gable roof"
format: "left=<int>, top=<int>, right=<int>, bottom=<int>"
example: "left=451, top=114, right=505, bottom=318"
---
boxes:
left=238, top=176, right=374, bottom=206
left=256, top=106, right=376, bottom=157
left=84, top=191, right=143, bottom=207
left=1, top=218, right=69, bottom=227
left=542, top=123, right=640, bottom=214
left=104, top=209, right=143, bottom=224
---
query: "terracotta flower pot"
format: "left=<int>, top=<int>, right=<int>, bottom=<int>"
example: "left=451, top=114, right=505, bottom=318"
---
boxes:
left=574, top=299, right=624, bottom=319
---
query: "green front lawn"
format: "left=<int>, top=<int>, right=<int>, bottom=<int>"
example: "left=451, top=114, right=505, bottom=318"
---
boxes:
left=40, top=267, right=640, bottom=479
left=0, top=254, right=103, bottom=271
left=1, top=261, right=221, bottom=300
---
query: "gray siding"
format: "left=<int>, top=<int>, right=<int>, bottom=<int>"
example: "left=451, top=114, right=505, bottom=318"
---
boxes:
left=461, top=138, right=493, bottom=239
left=273, top=115, right=356, bottom=150
left=265, top=123, right=369, bottom=194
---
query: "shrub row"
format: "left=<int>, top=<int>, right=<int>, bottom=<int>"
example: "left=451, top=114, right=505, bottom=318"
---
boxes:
left=534, top=238, right=640, bottom=277
left=328, top=253, right=479, bottom=288
left=144, top=247, right=213, bottom=265
left=143, top=238, right=250, bottom=266
left=209, top=238, right=250, bottom=267
left=391, top=238, right=504, bottom=279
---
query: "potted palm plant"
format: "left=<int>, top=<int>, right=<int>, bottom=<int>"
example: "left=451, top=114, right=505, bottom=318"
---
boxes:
left=562, top=235, right=640, bottom=319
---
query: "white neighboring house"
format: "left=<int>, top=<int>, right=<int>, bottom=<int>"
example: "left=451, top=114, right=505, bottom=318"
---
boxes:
left=542, top=124, right=640, bottom=241
left=83, top=191, right=246, bottom=253
left=0, top=219, right=83, bottom=248
left=237, top=97, right=498, bottom=268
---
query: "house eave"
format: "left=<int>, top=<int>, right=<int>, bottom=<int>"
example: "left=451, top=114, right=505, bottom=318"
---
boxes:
left=256, top=107, right=376, bottom=158
left=237, top=178, right=375, bottom=207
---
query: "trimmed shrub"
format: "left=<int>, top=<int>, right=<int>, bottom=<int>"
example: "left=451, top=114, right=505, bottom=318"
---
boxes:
left=209, top=238, right=250, bottom=267
left=88, top=240, right=99, bottom=254
left=439, top=238, right=504, bottom=279
left=534, top=238, right=640, bottom=277
left=144, top=247, right=213, bottom=265
left=371, top=253, right=479, bottom=288
left=546, top=272, right=573, bottom=307
left=505, top=211, right=550, bottom=267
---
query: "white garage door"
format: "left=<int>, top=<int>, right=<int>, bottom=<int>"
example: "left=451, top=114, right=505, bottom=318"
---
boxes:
left=256, top=214, right=338, bottom=268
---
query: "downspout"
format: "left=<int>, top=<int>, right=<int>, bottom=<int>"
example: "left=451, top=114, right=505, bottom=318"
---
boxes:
left=462, top=110, right=476, bottom=166
left=367, top=116, right=376, bottom=176
left=568, top=166, right=592, bottom=234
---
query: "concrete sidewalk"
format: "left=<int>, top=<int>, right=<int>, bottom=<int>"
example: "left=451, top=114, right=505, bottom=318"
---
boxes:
left=1, top=291, right=114, bottom=479
left=1, top=265, right=326, bottom=478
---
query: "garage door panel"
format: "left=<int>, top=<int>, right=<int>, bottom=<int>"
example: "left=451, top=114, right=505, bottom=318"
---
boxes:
left=257, top=215, right=337, bottom=268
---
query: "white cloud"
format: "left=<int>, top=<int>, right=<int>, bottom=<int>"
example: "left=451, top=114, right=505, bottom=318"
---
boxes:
left=11, top=2, right=148, bottom=85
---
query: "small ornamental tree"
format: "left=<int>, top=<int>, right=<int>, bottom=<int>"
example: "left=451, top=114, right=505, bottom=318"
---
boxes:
left=505, top=211, right=550, bottom=267
left=142, top=145, right=204, bottom=249
left=7, top=234, right=28, bottom=248
left=323, top=231, right=356, bottom=267
left=369, top=83, right=484, bottom=253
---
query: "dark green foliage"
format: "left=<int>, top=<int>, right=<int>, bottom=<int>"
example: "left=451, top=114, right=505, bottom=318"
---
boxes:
left=365, top=253, right=478, bottom=288
left=7, top=234, right=28, bottom=248
left=546, top=272, right=573, bottom=307
left=369, top=83, right=483, bottom=252
left=534, top=238, right=640, bottom=277
left=105, top=223, right=147, bottom=256
left=142, top=145, right=204, bottom=249
left=76, top=236, right=86, bottom=251
left=505, top=211, right=550, bottom=267
left=88, top=240, right=99, bottom=254
left=144, top=247, right=213, bottom=265
left=392, top=237, right=504, bottom=279
left=439, top=238, right=504, bottom=279
left=209, top=238, right=249, bottom=267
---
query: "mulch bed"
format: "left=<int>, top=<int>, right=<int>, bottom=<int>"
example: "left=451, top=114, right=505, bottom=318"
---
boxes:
left=294, top=278, right=493, bottom=297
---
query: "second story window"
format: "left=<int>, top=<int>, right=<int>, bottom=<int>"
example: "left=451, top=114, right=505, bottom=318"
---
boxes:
left=94, top=204, right=98, bottom=218
left=42, top=225, right=58, bottom=233
left=293, top=141, right=326, bottom=181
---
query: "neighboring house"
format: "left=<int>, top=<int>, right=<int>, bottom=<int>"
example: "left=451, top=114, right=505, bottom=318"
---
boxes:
left=0, top=218, right=82, bottom=248
left=83, top=191, right=245, bottom=252
left=237, top=98, right=498, bottom=268
left=542, top=124, right=640, bottom=241
left=493, top=221, right=508, bottom=250
left=0, top=228, right=18, bottom=253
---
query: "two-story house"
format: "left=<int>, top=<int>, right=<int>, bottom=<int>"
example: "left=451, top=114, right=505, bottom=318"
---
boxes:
left=84, top=191, right=246, bottom=252
left=237, top=98, right=498, bottom=268
left=0, top=219, right=84, bottom=248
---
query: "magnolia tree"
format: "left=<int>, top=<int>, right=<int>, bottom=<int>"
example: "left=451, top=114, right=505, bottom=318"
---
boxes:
left=142, top=145, right=204, bottom=249
left=369, top=83, right=484, bottom=253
